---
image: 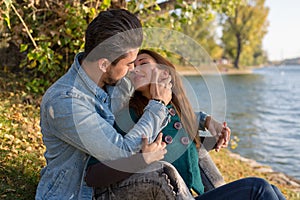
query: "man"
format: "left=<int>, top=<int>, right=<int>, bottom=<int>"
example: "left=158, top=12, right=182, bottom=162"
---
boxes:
left=36, top=9, right=174, bottom=199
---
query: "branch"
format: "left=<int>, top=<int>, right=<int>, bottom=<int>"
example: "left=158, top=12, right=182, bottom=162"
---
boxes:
left=10, top=3, right=38, bottom=49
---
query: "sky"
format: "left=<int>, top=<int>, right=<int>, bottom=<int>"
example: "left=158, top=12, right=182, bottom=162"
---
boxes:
left=263, top=0, right=300, bottom=61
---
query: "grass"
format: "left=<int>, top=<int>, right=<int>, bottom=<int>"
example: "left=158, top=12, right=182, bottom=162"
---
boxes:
left=0, top=73, right=299, bottom=199
left=0, top=73, right=45, bottom=199
left=210, top=150, right=300, bottom=199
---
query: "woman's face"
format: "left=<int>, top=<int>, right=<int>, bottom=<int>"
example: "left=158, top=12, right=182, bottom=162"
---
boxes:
left=131, top=53, right=157, bottom=92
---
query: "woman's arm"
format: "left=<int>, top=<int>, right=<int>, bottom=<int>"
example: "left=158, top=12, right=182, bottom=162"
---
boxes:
left=196, top=111, right=209, bottom=131
left=85, top=133, right=167, bottom=187
left=196, top=111, right=231, bottom=152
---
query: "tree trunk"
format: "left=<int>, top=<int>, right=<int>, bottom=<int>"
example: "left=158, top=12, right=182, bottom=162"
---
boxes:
left=234, top=33, right=242, bottom=69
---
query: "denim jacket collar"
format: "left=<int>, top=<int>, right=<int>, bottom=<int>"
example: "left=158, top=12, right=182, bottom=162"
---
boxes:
left=73, top=52, right=109, bottom=104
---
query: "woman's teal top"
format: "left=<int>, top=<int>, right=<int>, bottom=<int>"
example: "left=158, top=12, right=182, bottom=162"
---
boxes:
left=115, top=104, right=204, bottom=195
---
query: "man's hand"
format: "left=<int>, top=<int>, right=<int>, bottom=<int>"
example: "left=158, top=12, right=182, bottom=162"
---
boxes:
left=206, top=117, right=231, bottom=152
left=150, top=68, right=172, bottom=105
left=141, top=133, right=167, bottom=164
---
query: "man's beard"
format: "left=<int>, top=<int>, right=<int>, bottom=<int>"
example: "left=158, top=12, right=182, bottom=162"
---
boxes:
left=105, top=76, right=118, bottom=86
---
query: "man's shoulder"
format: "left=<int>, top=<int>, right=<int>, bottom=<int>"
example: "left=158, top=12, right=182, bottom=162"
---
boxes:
left=41, top=76, right=83, bottom=106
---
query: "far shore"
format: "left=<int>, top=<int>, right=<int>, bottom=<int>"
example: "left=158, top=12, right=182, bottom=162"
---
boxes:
left=176, top=66, right=254, bottom=76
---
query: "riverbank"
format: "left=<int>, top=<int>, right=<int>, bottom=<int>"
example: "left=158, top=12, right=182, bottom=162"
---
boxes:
left=176, top=65, right=254, bottom=76
left=210, top=149, right=300, bottom=199
left=0, top=73, right=299, bottom=199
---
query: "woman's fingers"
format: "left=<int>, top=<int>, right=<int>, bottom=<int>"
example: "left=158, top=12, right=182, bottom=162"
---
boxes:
left=150, top=68, right=172, bottom=105
left=224, top=127, right=231, bottom=147
left=150, top=67, right=160, bottom=83
left=214, top=121, right=231, bottom=152
left=215, top=135, right=224, bottom=152
left=221, top=122, right=231, bottom=147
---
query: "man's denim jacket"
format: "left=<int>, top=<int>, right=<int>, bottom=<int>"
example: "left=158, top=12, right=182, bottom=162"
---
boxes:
left=35, top=53, right=208, bottom=199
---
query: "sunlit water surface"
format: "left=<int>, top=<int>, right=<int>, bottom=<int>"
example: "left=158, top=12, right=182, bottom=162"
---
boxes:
left=184, top=65, right=300, bottom=180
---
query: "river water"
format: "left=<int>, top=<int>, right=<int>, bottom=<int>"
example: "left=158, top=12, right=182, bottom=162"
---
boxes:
left=183, top=65, right=300, bottom=180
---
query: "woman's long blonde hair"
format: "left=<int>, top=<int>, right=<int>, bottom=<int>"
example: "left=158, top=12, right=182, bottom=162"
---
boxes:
left=130, top=49, right=200, bottom=148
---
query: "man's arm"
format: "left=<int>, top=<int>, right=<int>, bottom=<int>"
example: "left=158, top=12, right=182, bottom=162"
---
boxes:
left=85, top=133, right=167, bottom=187
left=85, top=154, right=147, bottom=187
left=46, top=96, right=168, bottom=161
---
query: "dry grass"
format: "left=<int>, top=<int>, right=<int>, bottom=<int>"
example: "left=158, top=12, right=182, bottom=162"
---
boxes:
left=210, top=149, right=300, bottom=200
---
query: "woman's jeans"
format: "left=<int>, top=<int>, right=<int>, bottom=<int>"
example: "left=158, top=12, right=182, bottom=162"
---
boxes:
left=197, top=177, right=286, bottom=200
left=93, top=161, right=194, bottom=200
left=93, top=161, right=286, bottom=200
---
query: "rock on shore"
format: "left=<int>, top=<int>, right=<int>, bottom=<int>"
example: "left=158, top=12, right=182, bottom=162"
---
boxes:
left=227, top=151, right=300, bottom=193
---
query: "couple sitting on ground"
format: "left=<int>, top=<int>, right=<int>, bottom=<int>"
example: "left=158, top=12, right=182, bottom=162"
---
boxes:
left=36, top=9, right=286, bottom=200
left=85, top=49, right=229, bottom=198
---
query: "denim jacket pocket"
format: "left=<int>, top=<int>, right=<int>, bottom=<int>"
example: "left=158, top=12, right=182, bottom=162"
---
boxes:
left=44, top=169, right=67, bottom=199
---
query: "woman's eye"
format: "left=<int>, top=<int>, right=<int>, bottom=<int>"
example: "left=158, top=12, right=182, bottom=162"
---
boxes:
left=140, top=62, right=149, bottom=65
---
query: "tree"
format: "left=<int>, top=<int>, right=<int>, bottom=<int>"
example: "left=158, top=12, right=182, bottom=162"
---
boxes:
left=180, top=11, right=223, bottom=61
left=1, top=0, right=241, bottom=93
left=221, top=0, right=269, bottom=68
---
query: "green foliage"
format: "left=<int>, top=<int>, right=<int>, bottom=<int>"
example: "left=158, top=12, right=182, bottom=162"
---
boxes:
left=180, top=12, right=223, bottom=61
left=2, top=0, right=107, bottom=93
left=0, top=0, right=245, bottom=93
left=200, top=0, right=242, bottom=17
left=134, top=0, right=241, bottom=29
left=221, top=0, right=269, bottom=68
left=1, top=0, right=12, bottom=29
left=131, top=0, right=243, bottom=66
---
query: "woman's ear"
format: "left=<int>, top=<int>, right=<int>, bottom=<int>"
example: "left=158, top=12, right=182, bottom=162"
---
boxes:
left=98, top=59, right=110, bottom=73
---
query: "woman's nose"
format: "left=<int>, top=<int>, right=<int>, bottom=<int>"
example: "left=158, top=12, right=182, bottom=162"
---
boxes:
left=128, top=67, right=138, bottom=76
left=133, top=65, right=141, bottom=73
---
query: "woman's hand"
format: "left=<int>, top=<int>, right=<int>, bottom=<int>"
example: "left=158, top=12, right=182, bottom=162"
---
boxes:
left=206, top=117, right=231, bottom=152
left=150, top=68, right=172, bottom=105
left=141, top=133, right=167, bottom=164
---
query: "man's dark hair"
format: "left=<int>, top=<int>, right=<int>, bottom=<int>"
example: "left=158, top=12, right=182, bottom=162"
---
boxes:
left=84, top=9, right=143, bottom=63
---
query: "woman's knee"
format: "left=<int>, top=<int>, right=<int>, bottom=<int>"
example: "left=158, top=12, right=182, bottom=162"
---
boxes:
left=243, top=177, right=286, bottom=199
left=242, top=177, right=275, bottom=193
left=244, top=177, right=270, bottom=186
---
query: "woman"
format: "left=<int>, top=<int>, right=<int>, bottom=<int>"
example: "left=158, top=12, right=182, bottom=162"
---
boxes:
left=114, top=49, right=224, bottom=195
left=86, top=49, right=286, bottom=200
